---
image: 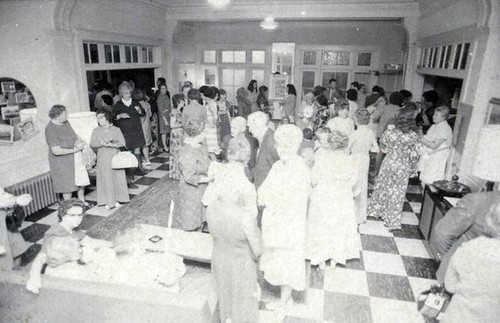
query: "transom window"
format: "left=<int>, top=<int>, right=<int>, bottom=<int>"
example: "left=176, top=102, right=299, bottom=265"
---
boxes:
left=419, top=41, right=471, bottom=70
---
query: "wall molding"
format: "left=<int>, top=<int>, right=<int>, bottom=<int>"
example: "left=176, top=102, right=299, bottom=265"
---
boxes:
left=54, top=0, right=76, bottom=31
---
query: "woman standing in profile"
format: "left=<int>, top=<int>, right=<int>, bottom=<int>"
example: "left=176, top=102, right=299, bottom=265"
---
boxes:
left=367, top=108, right=420, bottom=231
left=202, top=138, right=263, bottom=323
left=236, top=87, right=252, bottom=119
left=247, top=79, right=259, bottom=114
left=45, top=105, right=88, bottom=203
left=282, top=84, right=297, bottom=123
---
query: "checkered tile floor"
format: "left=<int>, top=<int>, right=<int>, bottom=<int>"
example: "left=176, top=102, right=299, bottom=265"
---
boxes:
left=17, top=154, right=436, bottom=323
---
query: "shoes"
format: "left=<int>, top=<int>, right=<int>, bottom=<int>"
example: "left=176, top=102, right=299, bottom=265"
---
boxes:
left=127, top=183, right=139, bottom=189
left=105, top=205, right=115, bottom=210
left=142, top=162, right=152, bottom=170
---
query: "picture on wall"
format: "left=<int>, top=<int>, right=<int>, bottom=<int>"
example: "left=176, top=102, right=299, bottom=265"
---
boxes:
left=486, top=98, right=500, bottom=125
left=15, top=92, right=30, bottom=103
left=0, top=124, right=14, bottom=145
left=1, top=105, right=20, bottom=120
left=269, top=74, right=288, bottom=100
left=1, top=81, right=16, bottom=93
left=16, top=117, right=39, bottom=141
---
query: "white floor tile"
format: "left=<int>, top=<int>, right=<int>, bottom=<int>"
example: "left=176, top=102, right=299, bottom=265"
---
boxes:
left=284, top=288, right=324, bottom=321
left=362, top=251, right=407, bottom=276
left=401, top=212, right=419, bottom=225
left=394, top=238, right=431, bottom=259
left=409, top=202, right=422, bottom=214
left=370, top=297, right=425, bottom=323
left=258, top=309, right=284, bottom=323
left=36, top=212, right=59, bottom=226
left=148, top=162, right=163, bottom=170
left=358, top=221, right=393, bottom=237
left=324, top=267, right=369, bottom=297
left=157, top=152, right=170, bottom=158
left=145, top=169, right=169, bottom=179
left=407, top=277, right=439, bottom=301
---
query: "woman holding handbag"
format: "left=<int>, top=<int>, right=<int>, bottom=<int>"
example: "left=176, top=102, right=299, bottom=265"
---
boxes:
left=90, top=107, right=129, bottom=209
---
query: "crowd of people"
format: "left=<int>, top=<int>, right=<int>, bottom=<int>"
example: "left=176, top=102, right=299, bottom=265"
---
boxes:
left=37, top=76, right=500, bottom=323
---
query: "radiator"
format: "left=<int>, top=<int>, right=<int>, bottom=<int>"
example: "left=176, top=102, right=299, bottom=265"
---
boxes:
left=4, top=172, right=58, bottom=216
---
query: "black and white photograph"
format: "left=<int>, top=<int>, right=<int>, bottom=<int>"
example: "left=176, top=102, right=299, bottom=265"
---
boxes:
left=0, top=1, right=499, bottom=323
left=1, top=105, right=20, bottom=120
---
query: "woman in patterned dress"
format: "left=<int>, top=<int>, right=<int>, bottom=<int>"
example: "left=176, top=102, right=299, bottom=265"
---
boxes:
left=312, top=95, right=330, bottom=133
left=367, top=108, right=421, bottom=231
left=216, top=89, right=231, bottom=155
left=169, top=94, right=185, bottom=180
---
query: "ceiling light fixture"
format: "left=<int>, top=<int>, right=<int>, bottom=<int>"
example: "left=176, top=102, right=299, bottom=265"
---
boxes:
left=207, top=0, right=230, bottom=8
left=260, top=16, right=278, bottom=30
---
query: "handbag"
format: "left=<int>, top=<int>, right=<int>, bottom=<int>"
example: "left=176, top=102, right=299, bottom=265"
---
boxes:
left=111, top=150, right=138, bottom=169
left=417, top=284, right=451, bottom=320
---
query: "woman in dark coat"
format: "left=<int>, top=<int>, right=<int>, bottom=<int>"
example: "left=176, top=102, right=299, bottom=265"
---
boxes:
left=113, top=82, right=145, bottom=186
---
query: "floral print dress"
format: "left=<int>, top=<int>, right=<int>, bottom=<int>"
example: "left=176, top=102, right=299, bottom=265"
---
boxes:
left=367, top=127, right=420, bottom=229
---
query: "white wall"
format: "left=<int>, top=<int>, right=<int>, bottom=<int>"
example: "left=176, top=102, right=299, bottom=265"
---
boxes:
left=0, top=0, right=167, bottom=188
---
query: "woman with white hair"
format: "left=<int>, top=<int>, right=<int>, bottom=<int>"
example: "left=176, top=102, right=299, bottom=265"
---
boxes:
left=296, top=92, right=315, bottom=130
left=258, top=124, right=311, bottom=310
left=441, top=202, right=500, bottom=323
left=202, top=138, right=263, bottom=323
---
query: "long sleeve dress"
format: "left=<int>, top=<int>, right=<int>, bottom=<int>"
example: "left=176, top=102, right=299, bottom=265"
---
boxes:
left=156, top=94, right=171, bottom=135
left=113, top=99, right=145, bottom=149
left=349, top=125, right=380, bottom=223
left=90, top=126, right=130, bottom=207
left=307, top=149, right=361, bottom=266
left=169, top=108, right=183, bottom=180
left=258, top=155, right=310, bottom=291
left=282, top=94, right=297, bottom=122
left=418, top=120, right=452, bottom=185
left=367, top=128, right=420, bottom=228
left=174, top=142, right=210, bottom=231
left=202, top=162, right=263, bottom=323
left=204, top=100, right=221, bottom=154
left=442, top=237, right=500, bottom=323
left=248, top=91, right=259, bottom=114
left=139, top=101, right=153, bottom=146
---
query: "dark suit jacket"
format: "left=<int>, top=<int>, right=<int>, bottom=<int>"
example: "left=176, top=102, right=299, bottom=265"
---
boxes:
left=252, top=128, right=279, bottom=189
left=432, top=191, right=500, bottom=282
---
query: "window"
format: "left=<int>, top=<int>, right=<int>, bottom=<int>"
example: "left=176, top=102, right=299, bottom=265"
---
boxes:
left=303, top=51, right=317, bottom=65
left=203, top=50, right=216, bottom=64
left=132, top=46, right=138, bottom=63
left=83, top=42, right=99, bottom=64
left=439, top=46, right=446, bottom=69
left=419, top=41, right=471, bottom=71
left=104, top=44, right=121, bottom=63
left=125, top=46, right=132, bottom=63
left=460, top=43, right=470, bottom=69
left=301, top=71, right=315, bottom=94
left=221, top=68, right=246, bottom=102
left=141, top=47, right=153, bottom=63
left=221, top=51, right=246, bottom=63
left=251, top=69, right=265, bottom=85
left=357, top=52, right=372, bottom=66
left=204, top=67, right=217, bottom=85
left=432, top=47, right=438, bottom=68
left=251, top=51, right=265, bottom=64
left=272, top=43, right=295, bottom=79
left=322, top=51, right=350, bottom=66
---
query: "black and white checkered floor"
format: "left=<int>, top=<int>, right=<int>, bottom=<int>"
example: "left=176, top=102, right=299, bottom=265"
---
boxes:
left=17, top=154, right=436, bottom=323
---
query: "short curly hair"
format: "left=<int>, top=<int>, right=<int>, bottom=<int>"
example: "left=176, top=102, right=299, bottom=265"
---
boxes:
left=435, top=106, right=450, bottom=119
left=394, top=107, right=417, bottom=133
left=329, top=130, right=349, bottom=150
left=334, top=100, right=349, bottom=113
left=355, top=108, right=371, bottom=125
left=227, top=137, right=251, bottom=164
left=48, top=105, right=66, bottom=119
left=96, top=106, right=114, bottom=123
left=57, top=199, right=84, bottom=222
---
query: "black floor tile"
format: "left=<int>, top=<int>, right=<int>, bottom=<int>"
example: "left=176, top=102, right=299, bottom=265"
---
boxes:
left=129, top=194, right=137, bottom=200
left=19, top=243, right=42, bottom=267
left=309, top=265, right=325, bottom=289
left=25, top=207, right=57, bottom=223
left=134, top=176, right=159, bottom=186
left=366, top=272, right=415, bottom=302
left=150, top=156, right=169, bottom=163
left=392, top=224, right=425, bottom=240
left=406, top=193, right=423, bottom=203
left=401, top=256, right=438, bottom=279
left=156, top=163, right=170, bottom=171
left=20, top=223, right=51, bottom=243
left=402, top=202, right=413, bottom=212
left=323, top=291, right=372, bottom=323
left=360, top=235, right=399, bottom=254
left=408, top=177, right=421, bottom=185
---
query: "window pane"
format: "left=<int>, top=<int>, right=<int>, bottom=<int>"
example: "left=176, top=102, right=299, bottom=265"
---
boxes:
left=453, top=44, right=462, bottom=69
left=104, top=45, right=112, bottom=63
left=125, top=46, right=131, bottom=63
left=204, top=68, right=216, bottom=85
left=460, top=43, right=470, bottom=69
left=251, top=50, right=265, bottom=64
left=204, top=50, right=216, bottom=63
left=234, top=51, right=246, bottom=63
left=282, top=65, right=292, bottom=76
left=302, top=71, right=315, bottom=88
left=439, top=46, right=446, bottom=68
left=428, top=48, right=434, bottom=68
left=303, top=51, right=317, bottom=65
left=432, top=47, right=438, bottom=68
left=422, top=48, right=428, bottom=68
left=83, top=43, right=89, bottom=64
left=148, top=48, right=153, bottom=63
left=251, top=69, right=265, bottom=85
left=222, top=69, right=234, bottom=86
left=222, top=51, right=233, bottom=63
left=322, top=72, right=348, bottom=89
left=142, top=47, right=147, bottom=63
left=113, top=45, right=120, bottom=63
left=132, top=46, right=138, bottom=63
left=445, top=45, right=452, bottom=68
left=89, top=43, right=99, bottom=64
left=234, top=69, right=246, bottom=86
left=322, top=51, right=350, bottom=66
left=357, top=52, right=372, bottom=66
